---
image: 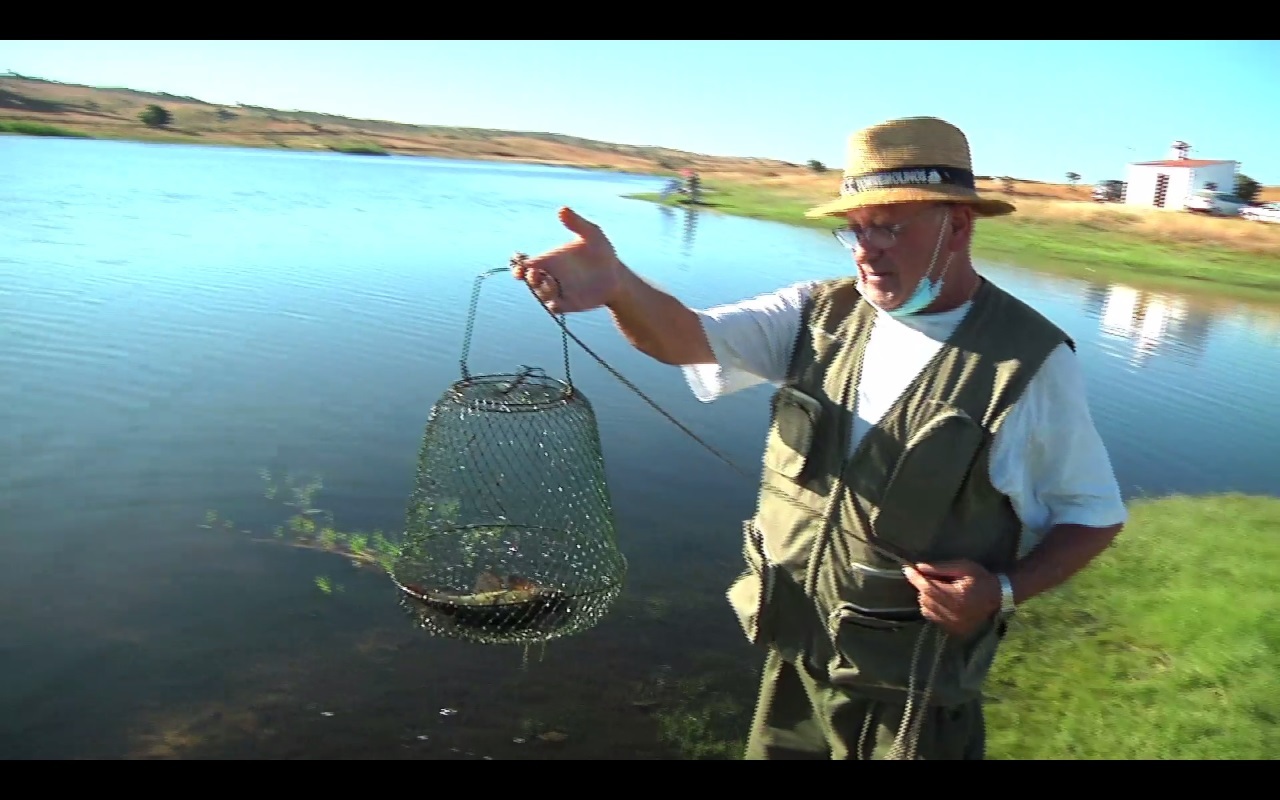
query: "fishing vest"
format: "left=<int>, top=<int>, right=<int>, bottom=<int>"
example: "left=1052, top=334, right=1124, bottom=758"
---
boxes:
left=727, top=275, right=1073, bottom=708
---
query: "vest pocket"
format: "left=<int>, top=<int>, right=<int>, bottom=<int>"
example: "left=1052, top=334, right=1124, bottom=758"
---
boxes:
left=827, top=607, right=971, bottom=705
left=726, top=519, right=774, bottom=646
left=762, top=386, right=822, bottom=481
left=872, top=406, right=985, bottom=558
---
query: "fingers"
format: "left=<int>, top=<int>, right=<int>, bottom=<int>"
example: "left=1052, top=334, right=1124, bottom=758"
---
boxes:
left=906, top=569, right=956, bottom=606
left=905, top=565, right=967, bottom=612
left=914, top=561, right=976, bottom=580
left=508, top=253, right=563, bottom=311
left=909, top=572, right=967, bottom=633
left=559, top=206, right=602, bottom=241
left=508, top=252, right=543, bottom=289
left=906, top=562, right=998, bottom=636
left=918, top=594, right=959, bottom=627
left=510, top=251, right=529, bottom=281
left=902, top=565, right=931, bottom=593
left=524, top=267, right=559, bottom=301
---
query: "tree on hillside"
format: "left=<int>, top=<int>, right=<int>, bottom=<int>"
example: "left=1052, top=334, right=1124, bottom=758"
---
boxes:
left=807, top=160, right=827, bottom=173
left=139, top=104, right=171, bottom=129
left=1066, top=172, right=1080, bottom=185
left=1236, top=174, right=1261, bottom=204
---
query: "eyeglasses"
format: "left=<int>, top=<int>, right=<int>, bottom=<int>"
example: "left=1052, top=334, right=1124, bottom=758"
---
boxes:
left=831, top=206, right=939, bottom=250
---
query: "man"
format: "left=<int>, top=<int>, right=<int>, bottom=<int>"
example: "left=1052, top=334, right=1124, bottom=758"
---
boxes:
left=511, top=116, right=1127, bottom=760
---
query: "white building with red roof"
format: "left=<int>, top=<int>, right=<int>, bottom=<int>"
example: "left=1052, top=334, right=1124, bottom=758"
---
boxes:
left=1123, top=140, right=1238, bottom=210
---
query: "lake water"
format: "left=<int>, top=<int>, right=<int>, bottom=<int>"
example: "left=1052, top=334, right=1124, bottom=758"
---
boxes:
left=2, top=136, right=1278, bottom=759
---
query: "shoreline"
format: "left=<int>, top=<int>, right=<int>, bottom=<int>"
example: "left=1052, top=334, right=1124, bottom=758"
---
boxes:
left=7, top=124, right=1279, bottom=308
left=623, top=186, right=1280, bottom=305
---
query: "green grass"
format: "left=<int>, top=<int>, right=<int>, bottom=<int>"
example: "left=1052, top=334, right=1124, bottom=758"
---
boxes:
left=328, top=142, right=389, bottom=156
left=625, top=183, right=1280, bottom=303
left=0, top=120, right=92, bottom=138
left=629, top=182, right=843, bottom=231
left=983, top=492, right=1280, bottom=760
left=972, top=216, right=1280, bottom=300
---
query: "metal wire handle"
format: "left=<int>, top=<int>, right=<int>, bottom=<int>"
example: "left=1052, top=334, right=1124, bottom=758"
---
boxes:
left=460, top=265, right=573, bottom=391
left=505, top=255, right=752, bottom=480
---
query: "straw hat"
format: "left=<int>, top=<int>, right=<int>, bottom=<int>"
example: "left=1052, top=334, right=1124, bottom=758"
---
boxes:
left=805, top=116, right=1015, bottom=218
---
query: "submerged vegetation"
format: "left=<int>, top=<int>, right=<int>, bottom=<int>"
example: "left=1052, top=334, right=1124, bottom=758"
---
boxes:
left=201, top=469, right=549, bottom=600
left=200, top=469, right=401, bottom=595
left=639, top=666, right=752, bottom=760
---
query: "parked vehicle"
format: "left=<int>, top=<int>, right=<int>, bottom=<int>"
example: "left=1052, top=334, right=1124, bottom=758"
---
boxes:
left=1240, top=202, right=1280, bottom=223
left=1092, top=179, right=1124, bottom=202
left=1183, top=189, right=1249, bottom=216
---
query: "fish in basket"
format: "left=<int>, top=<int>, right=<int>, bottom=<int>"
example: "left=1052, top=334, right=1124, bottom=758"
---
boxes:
left=394, top=570, right=574, bottom=634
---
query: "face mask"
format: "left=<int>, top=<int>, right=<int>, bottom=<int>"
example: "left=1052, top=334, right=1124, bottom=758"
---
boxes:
left=883, top=269, right=943, bottom=317
left=861, top=208, right=953, bottom=318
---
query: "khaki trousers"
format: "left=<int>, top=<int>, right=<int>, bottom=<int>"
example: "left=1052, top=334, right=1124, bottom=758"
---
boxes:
left=743, top=648, right=986, bottom=760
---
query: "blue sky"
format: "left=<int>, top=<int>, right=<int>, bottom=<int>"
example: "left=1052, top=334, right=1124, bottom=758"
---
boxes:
left=4, top=40, right=1278, bottom=185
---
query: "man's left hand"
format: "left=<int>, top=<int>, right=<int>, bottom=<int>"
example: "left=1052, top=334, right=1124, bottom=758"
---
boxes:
left=902, top=560, right=1002, bottom=637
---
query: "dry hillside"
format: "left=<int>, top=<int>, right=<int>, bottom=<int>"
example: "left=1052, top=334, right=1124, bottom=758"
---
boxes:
left=0, top=75, right=795, bottom=178
left=3, top=74, right=1277, bottom=205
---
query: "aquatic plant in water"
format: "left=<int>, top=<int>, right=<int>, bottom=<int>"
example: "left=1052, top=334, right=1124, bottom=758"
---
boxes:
left=199, top=468, right=570, bottom=667
left=198, top=468, right=473, bottom=595
left=204, top=469, right=391, bottom=592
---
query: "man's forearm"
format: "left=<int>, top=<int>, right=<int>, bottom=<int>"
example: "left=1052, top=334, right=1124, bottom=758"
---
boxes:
left=1008, top=522, right=1123, bottom=605
left=605, top=265, right=714, bottom=366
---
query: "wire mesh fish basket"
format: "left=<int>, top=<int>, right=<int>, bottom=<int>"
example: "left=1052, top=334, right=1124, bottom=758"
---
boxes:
left=389, top=266, right=627, bottom=645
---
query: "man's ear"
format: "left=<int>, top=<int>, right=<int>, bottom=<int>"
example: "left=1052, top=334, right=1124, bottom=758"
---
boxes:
left=948, top=205, right=976, bottom=252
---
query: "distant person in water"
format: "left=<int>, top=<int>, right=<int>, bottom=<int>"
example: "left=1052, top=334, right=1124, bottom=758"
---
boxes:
left=511, top=116, right=1127, bottom=760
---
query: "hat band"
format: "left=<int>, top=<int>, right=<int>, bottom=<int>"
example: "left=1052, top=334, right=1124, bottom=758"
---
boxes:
left=840, top=165, right=975, bottom=196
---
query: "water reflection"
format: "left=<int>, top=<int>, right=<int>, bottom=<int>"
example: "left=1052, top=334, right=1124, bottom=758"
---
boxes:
left=682, top=206, right=699, bottom=256
left=1232, top=306, right=1280, bottom=346
left=1078, top=280, right=1280, bottom=374
left=655, top=203, right=700, bottom=259
left=1089, top=283, right=1215, bottom=367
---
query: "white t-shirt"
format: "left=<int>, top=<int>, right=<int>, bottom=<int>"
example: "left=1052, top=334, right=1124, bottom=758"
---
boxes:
left=681, top=280, right=1128, bottom=558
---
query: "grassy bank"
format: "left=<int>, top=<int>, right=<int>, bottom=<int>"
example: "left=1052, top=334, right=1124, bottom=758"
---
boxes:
left=983, top=492, right=1280, bottom=760
left=626, top=182, right=1280, bottom=302
left=0, top=120, right=90, bottom=138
